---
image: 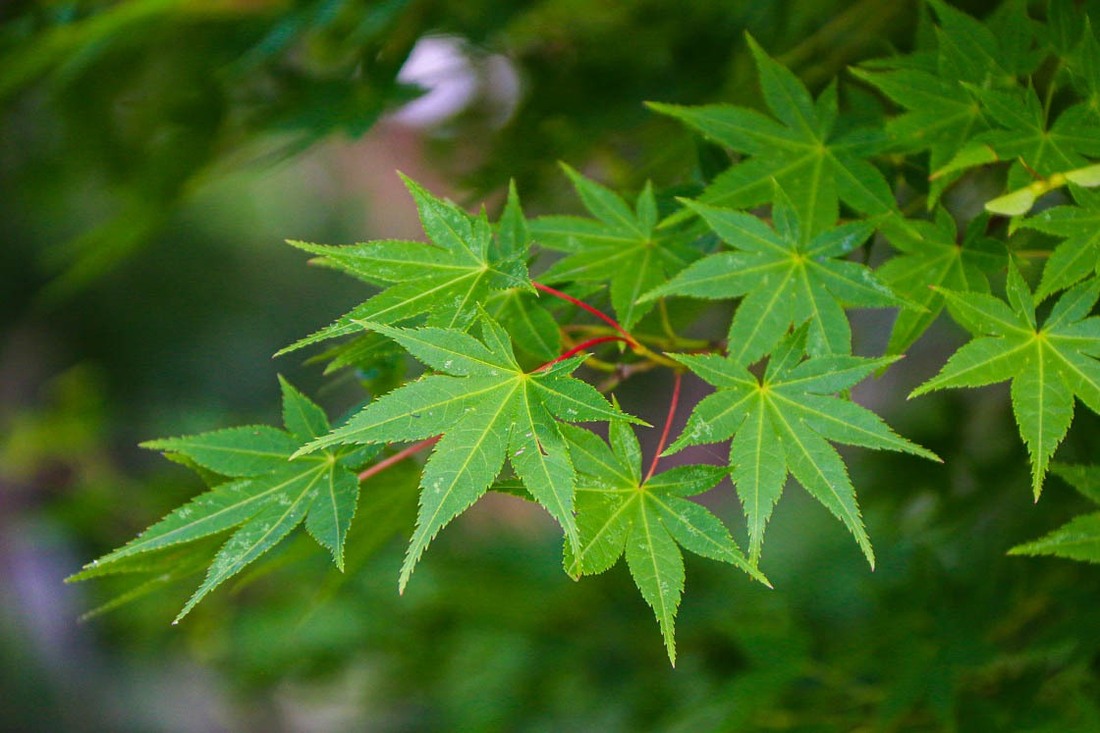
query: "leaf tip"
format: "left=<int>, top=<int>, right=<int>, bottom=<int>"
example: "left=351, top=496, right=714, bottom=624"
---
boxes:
left=557, top=161, right=580, bottom=180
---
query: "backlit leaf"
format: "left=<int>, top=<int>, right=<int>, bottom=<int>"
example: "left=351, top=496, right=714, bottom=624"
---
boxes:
left=298, top=315, right=641, bottom=592
left=911, top=269, right=1100, bottom=498
left=670, top=334, right=938, bottom=566
left=566, top=418, right=764, bottom=664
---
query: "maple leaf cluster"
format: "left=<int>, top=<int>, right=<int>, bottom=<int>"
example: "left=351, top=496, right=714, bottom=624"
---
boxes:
left=76, top=1, right=1100, bottom=663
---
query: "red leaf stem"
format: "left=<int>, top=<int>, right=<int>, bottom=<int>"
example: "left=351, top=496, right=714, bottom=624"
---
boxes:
left=533, top=281, right=638, bottom=346
left=536, top=335, right=632, bottom=371
left=643, top=370, right=682, bottom=484
left=358, top=436, right=440, bottom=482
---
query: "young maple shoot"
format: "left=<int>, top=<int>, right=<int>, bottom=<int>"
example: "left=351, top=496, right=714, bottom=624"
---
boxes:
left=72, top=1, right=1100, bottom=666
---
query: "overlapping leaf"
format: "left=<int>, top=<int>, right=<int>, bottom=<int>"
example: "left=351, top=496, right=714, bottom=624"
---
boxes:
left=853, top=0, right=1032, bottom=204
left=529, top=165, right=700, bottom=329
left=1010, top=463, right=1100, bottom=563
left=483, top=287, right=563, bottom=361
left=911, top=265, right=1100, bottom=498
left=924, top=1, right=1100, bottom=194
left=562, top=419, right=765, bottom=664
left=74, top=378, right=369, bottom=622
left=643, top=192, right=905, bottom=365
left=483, top=185, right=564, bottom=361
left=278, top=176, right=529, bottom=356
left=851, top=56, right=987, bottom=198
left=297, top=314, right=642, bottom=592
left=653, top=34, right=898, bottom=238
left=1019, top=188, right=1100, bottom=301
left=933, top=88, right=1100, bottom=193
left=877, top=209, right=1005, bottom=354
left=668, top=330, right=939, bottom=566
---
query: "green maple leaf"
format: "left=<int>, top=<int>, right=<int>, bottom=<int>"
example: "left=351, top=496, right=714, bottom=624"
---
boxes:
left=296, top=314, right=643, bottom=592
left=911, top=265, right=1100, bottom=498
left=277, top=176, right=529, bottom=356
left=668, top=330, right=939, bottom=566
left=1061, top=13, right=1100, bottom=102
left=528, top=165, right=700, bottom=329
left=853, top=0, right=1032, bottom=204
left=851, top=58, right=986, bottom=203
left=1010, top=463, right=1100, bottom=563
left=924, top=1, right=1100, bottom=193
left=74, top=378, right=368, bottom=623
left=653, top=33, right=897, bottom=238
left=562, top=419, right=766, bottom=665
left=934, top=90, right=1100, bottom=191
left=1019, top=188, right=1100, bottom=301
left=483, top=287, right=563, bottom=361
left=877, top=209, right=1006, bottom=354
left=922, top=0, right=1021, bottom=84
left=484, top=184, right=563, bottom=361
left=642, top=192, right=905, bottom=365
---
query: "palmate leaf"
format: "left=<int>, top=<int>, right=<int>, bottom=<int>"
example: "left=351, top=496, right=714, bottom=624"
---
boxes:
left=296, top=314, right=643, bottom=592
left=1019, top=188, right=1100, bottom=301
left=653, top=34, right=898, bottom=238
left=851, top=58, right=987, bottom=205
left=934, top=89, right=1100, bottom=194
left=1010, top=464, right=1100, bottom=563
left=911, top=265, right=1100, bottom=498
left=925, top=0, right=1100, bottom=189
left=528, top=165, right=700, bottom=329
left=643, top=192, right=905, bottom=365
left=562, top=420, right=766, bottom=665
left=852, top=0, right=1031, bottom=204
left=74, top=379, right=370, bottom=622
left=669, top=330, right=939, bottom=566
left=877, top=209, right=1006, bottom=354
left=277, top=175, right=530, bottom=356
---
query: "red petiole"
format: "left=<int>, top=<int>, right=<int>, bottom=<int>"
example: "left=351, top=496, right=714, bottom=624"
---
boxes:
left=535, top=335, right=633, bottom=371
left=358, top=436, right=440, bottom=482
left=533, top=281, right=639, bottom=347
left=643, top=370, right=682, bottom=484
left=359, top=287, right=675, bottom=485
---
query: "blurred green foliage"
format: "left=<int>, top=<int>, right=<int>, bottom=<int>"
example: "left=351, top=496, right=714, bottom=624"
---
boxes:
left=3, top=0, right=1100, bottom=731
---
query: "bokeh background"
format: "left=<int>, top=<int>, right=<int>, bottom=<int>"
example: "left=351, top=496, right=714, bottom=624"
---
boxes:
left=3, top=1, right=1100, bottom=730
